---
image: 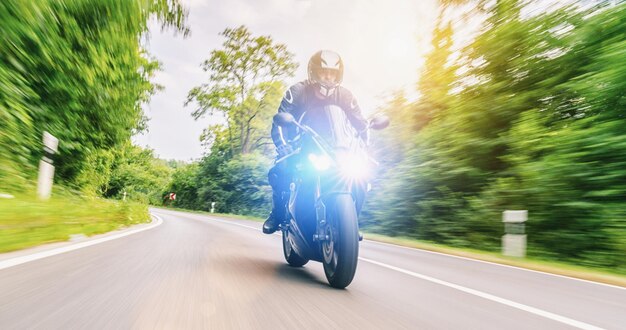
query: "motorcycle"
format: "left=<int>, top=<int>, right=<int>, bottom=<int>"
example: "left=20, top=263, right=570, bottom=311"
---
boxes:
left=273, top=105, right=389, bottom=288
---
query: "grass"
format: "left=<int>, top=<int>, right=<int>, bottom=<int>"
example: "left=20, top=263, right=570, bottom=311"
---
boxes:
left=159, top=206, right=626, bottom=288
left=0, top=190, right=150, bottom=253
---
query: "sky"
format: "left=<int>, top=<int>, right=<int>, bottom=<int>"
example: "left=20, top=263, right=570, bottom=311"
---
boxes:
left=133, top=0, right=439, bottom=161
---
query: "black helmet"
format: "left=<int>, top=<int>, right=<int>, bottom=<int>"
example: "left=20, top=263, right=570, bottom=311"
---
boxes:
left=308, top=50, right=344, bottom=97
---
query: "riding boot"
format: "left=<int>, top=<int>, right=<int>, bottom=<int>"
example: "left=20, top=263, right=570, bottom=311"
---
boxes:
left=263, top=190, right=284, bottom=234
left=262, top=212, right=280, bottom=234
left=264, top=162, right=289, bottom=234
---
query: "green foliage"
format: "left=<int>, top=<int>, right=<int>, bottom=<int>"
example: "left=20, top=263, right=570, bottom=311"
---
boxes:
left=0, top=0, right=188, bottom=190
left=166, top=163, right=201, bottom=210
left=186, top=26, right=297, bottom=155
left=162, top=26, right=296, bottom=219
left=217, top=153, right=272, bottom=217
left=362, top=0, right=626, bottom=272
left=75, top=148, right=115, bottom=196
left=103, top=143, right=173, bottom=204
left=70, top=141, right=173, bottom=205
left=363, top=8, right=459, bottom=237
left=478, top=112, right=626, bottom=268
left=165, top=152, right=272, bottom=218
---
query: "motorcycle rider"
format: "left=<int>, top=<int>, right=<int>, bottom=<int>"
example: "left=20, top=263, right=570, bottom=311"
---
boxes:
left=263, top=50, right=368, bottom=234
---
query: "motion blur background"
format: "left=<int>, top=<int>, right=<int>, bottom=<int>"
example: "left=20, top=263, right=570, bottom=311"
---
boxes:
left=1, top=0, right=625, bottom=273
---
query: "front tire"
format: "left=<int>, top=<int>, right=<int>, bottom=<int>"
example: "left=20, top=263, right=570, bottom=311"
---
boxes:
left=282, top=229, right=308, bottom=267
left=322, top=194, right=359, bottom=289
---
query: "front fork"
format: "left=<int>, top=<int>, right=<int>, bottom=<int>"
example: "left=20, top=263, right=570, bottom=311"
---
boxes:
left=286, top=174, right=329, bottom=242
left=314, top=178, right=367, bottom=243
left=295, top=175, right=364, bottom=243
left=312, top=176, right=330, bottom=242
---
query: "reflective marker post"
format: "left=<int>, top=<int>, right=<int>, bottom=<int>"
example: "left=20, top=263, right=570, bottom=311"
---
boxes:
left=211, top=202, right=216, bottom=213
left=502, top=210, right=527, bottom=257
left=37, top=132, right=59, bottom=200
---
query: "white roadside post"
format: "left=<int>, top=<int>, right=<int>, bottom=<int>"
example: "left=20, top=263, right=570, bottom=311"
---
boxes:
left=211, top=202, right=216, bottom=213
left=502, top=210, right=528, bottom=257
left=37, top=132, right=59, bottom=200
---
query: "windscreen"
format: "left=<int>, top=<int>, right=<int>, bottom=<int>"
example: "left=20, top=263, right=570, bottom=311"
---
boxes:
left=299, top=105, right=358, bottom=150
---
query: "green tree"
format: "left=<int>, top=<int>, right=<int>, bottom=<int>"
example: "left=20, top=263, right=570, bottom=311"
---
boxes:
left=362, top=5, right=458, bottom=237
left=167, top=163, right=201, bottom=209
left=404, top=0, right=582, bottom=246
left=165, top=152, right=273, bottom=217
left=0, top=0, right=188, bottom=190
left=173, top=26, right=298, bottom=218
left=95, top=143, right=172, bottom=204
left=472, top=3, right=626, bottom=267
left=364, top=0, right=626, bottom=271
left=414, top=12, right=456, bottom=130
left=186, top=26, right=297, bottom=155
left=218, top=153, right=272, bottom=217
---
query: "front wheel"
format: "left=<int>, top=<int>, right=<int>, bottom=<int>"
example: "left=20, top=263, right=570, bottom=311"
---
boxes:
left=322, top=194, right=359, bottom=289
left=283, top=229, right=308, bottom=267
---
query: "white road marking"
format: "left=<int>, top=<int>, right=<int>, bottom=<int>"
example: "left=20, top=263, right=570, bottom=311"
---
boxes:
left=0, top=214, right=163, bottom=271
left=173, top=211, right=609, bottom=330
left=159, top=211, right=262, bottom=231
left=164, top=209, right=624, bottom=292
left=176, top=213, right=284, bottom=237
left=205, top=217, right=262, bottom=231
left=363, top=239, right=626, bottom=291
left=360, top=257, right=604, bottom=330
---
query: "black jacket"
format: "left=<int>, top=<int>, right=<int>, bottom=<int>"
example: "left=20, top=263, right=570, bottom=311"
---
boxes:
left=271, top=81, right=368, bottom=148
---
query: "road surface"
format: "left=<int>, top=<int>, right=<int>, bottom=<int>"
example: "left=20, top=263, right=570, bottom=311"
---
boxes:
left=0, top=208, right=624, bottom=329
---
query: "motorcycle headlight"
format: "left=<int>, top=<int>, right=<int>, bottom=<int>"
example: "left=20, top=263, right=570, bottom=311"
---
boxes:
left=308, top=153, right=331, bottom=171
left=337, top=152, right=370, bottom=179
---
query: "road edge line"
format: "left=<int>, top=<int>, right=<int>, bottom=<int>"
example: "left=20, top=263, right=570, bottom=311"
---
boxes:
left=363, top=239, right=626, bottom=291
left=359, top=257, right=604, bottom=330
left=0, top=214, right=163, bottom=271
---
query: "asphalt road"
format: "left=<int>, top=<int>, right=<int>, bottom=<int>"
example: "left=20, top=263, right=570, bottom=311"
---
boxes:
left=0, top=208, right=624, bottom=329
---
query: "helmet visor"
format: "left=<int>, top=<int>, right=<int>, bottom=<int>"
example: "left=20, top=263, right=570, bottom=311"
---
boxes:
left=313, top=68, right=341, bottom=88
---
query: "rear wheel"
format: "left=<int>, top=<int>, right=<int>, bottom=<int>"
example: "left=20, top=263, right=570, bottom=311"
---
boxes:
left=282, top=229, right=308, bottom=267
left=322, top=194, right=359, bottom=289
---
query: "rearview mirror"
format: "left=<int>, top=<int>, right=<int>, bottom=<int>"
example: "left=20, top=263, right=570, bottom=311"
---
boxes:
left=369, top=115, right=390, bottom=130
left=273, top=113, right=296, bottom=127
